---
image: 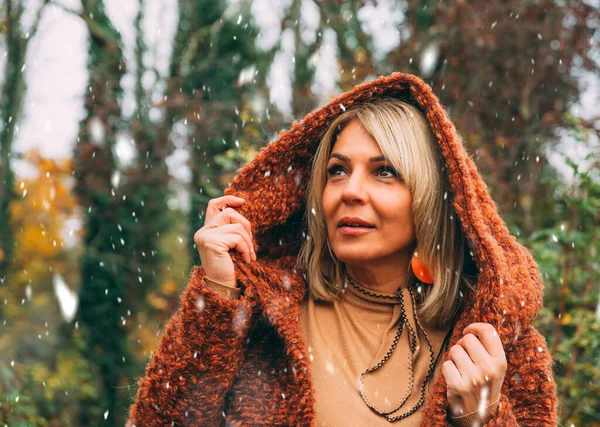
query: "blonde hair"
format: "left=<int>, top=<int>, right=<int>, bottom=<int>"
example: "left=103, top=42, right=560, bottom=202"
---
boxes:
left=297, top=98, right=476, bottom=329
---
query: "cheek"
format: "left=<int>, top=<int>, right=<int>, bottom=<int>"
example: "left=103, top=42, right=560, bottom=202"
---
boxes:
left=378, top=191, right=413, bottom=226
left=321, top=187, right=335, bottom=219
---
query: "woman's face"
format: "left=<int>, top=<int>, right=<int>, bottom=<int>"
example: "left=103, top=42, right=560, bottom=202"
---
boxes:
left=322, top=119, right=415, bottom=266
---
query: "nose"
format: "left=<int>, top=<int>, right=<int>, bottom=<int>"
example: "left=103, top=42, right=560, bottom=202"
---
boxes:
left=341, top=170, right=367, bottom=203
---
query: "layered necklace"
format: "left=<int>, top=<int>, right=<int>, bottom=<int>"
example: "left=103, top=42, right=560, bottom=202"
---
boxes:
left=344, top=271, right=444, bottom=422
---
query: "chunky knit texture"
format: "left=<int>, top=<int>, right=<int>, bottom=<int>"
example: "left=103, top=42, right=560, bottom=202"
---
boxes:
left=127, top=73, right=558, bottom=426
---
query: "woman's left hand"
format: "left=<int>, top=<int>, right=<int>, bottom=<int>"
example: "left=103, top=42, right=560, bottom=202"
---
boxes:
left=441, top=322, right=507, bottom=417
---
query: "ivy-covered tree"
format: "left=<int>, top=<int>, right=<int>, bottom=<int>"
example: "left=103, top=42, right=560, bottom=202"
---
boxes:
left=69, top=0, right=129, bottom=424
left=0, top=0, right=50, bottom=290
left=164, top=0, right=268, bottom=267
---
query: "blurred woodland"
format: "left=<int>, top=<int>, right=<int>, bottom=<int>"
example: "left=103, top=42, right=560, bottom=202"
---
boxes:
left=0, top=0, right=599, bottom=425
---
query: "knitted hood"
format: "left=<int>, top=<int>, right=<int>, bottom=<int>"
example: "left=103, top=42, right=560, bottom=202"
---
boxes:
left=223, top=72, right=544, bottom=355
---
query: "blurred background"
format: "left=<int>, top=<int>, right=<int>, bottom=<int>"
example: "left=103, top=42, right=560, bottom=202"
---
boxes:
left=0, top=0, right=599, bottom=425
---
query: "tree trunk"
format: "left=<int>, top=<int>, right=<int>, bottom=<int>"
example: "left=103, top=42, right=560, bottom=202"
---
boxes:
left=71, top=1, right=128, bottom=424
left=0, top=0, right=49, bottom=286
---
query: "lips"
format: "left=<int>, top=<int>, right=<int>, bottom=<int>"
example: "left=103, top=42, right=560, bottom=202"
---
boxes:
left=338, top=223, right=375, bottom=237
left=337, top=217, right=375, bottom=228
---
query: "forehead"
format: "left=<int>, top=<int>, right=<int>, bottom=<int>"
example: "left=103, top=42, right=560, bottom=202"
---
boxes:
left=330, top=120, right=382, bottom=158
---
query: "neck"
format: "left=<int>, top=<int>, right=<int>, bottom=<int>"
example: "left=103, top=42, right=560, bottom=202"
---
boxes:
left=344, top=253, right=414, bottom=295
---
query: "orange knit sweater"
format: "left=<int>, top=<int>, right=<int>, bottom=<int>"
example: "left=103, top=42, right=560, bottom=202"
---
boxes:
left=127, top=72, right=558, bottom=426
left=203, top=276, right=500, bottom=426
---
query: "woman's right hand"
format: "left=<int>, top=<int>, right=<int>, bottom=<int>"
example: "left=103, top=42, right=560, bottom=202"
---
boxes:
left=194, top=195, right=256, bottom=288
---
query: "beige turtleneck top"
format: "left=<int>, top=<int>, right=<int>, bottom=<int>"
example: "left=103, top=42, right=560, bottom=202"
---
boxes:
left=204, top=276, right=499, bottom=426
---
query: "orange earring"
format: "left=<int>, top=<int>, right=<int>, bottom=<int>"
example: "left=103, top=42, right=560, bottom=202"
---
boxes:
left=411, top=251, right=434, bottom=285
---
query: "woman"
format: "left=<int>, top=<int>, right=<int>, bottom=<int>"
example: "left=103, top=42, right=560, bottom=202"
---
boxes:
left=128, top=73, right=557, bottom=426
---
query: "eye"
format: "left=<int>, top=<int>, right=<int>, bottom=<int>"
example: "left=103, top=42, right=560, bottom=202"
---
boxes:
left=326, top=164, right=345, bottom=177
left=377, top=166, right=399, bottom=177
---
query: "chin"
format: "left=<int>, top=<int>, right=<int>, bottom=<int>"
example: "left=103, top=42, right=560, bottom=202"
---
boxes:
left=331, top=247, right=378, bottom=264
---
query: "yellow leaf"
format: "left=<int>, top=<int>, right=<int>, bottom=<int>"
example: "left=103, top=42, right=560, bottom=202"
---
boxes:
left=561, top=313, right=572, bottom=325
left=147, top=293, right=169, bottom=311
left=160, top=278, right=178, bottom=295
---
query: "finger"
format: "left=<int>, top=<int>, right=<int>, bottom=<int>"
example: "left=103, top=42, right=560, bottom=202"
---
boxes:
left=458, top=333, right=494, bottom=368
left=209, top=206, right=249, bottom=231
left=217, top=231, right=253, bottom=264
left=212, top=209, right=255, bottom=258
left=205, top=207, right=256, bottom=260
left=206, top=196, right=245, bottom=222
left=230, top=222, right=254, bottom=261
left=448, top=344, right=478, bottom=381
left=208, top=195, right=245, bottom=213
left=212, top=224, right=254, bottom=262
left=223, top=209, right=254, bottom=247
left=463, top=323, right=504, bottom=359
left=441, top=359, right=462, bottom=387
left=225, top=233, right=253, bottom=264
left=442, top=360, right=469, bottom=417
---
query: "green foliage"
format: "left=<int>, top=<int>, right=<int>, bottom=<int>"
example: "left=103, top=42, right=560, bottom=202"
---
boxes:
left=0, top=338, right=101, bottom=426
left=522, top=130, right=600, bottom=424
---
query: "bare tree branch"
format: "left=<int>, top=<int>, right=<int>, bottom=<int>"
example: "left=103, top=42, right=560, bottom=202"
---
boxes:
left=51, top=0, right=119, bottom=47
left=28, top=0, right=51, bottom=41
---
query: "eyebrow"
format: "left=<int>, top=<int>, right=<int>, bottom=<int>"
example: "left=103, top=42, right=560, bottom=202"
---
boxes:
left=329, top=153, right=386, bottom=163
